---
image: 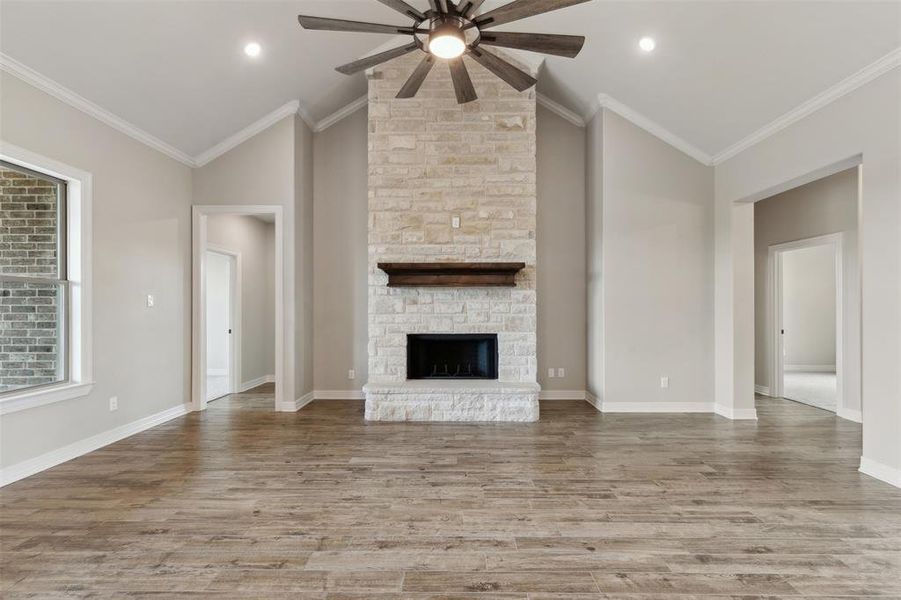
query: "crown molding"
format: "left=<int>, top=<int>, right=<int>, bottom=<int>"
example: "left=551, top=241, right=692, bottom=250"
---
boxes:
left=314, top=95, right=369, bottom=133
left=597, top=93, right=713, bottom=166
left=712, top=46, right=901, bottom=165
left=536, top=93, right=584, bottom=128
left=0, top=52, right=196, bottom=167
left=193, top=100, right=300, bottom=167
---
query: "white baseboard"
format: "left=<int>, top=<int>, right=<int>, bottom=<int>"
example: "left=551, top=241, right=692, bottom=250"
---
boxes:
left=584, top=391, right=602, bottom=412
left=539, top=390, right=586, bottom=400
left=754, top=384, right=772, bottom=397
left=859, top=456, right=901, bottom=488
left=314, top=390, right=365, bottom=400
left=601, top=401, right=715, bottom=413
left=277, top=391, right=314, bottom=412
left=714, top=404, right=759, bottom=420
left=239, top=374, right=275, bottom=392
left=837, top=407, right=862, bottom=423
left=785, top=364, right=836, bottom=372
left=0, top=403, right=190, bottom=487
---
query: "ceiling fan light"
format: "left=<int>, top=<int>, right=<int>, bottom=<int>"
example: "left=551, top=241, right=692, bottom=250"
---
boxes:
left=429, top=23, right=466, bottom=59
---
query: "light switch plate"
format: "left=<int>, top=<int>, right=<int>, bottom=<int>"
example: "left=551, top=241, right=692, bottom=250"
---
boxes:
left=109, top=396, right=118, bottom=411
left=451, top=216, right=461, bottom=229
left=547, top=367, right=555, bottom=378
left=146, top=294, right=155, bottom=308
left=557, top=368, right=565, bottom=378
left=348, top=369, right=355, bottom=380
left=660, top=376, right=669, bottom=389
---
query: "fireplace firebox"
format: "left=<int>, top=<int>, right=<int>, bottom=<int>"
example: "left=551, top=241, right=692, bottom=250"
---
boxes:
left=407, top=334, right=498, bottom=380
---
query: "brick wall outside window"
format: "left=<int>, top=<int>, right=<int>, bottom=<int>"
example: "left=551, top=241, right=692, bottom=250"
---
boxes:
left=0, top=166, right=63, bottom=392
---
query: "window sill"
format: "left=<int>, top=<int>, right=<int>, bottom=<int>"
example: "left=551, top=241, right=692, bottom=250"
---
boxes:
left=0, top=382, right=94, bottom=415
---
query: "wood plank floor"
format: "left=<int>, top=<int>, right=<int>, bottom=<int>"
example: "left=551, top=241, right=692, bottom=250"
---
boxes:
left=2, top=388, right=901, bottom=598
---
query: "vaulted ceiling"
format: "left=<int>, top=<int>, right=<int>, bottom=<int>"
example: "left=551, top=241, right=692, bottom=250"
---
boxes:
left=1, top=1, right=898, bottom=160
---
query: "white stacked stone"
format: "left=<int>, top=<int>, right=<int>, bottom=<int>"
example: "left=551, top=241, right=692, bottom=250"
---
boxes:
left=365, top=52, right=539, bottom=422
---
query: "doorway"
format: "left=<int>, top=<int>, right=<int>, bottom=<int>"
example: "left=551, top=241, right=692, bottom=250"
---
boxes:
left=204, top=248, right=237, bottom=402
left=770, top=234, right=842, bottom=412
left=192, top=205, right=287, bottom=411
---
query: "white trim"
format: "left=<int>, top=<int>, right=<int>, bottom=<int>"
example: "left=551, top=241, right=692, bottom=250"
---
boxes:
left=714, top=404, right=759, bottom=420
left=536, top=94, right=585, bottom=128
left=859, top=457, right=901, bottom=489
left=279, top=390, right=315, bottom=412
left=194, top=101, right=300, bottom=167
left=239, top=374, right=276, bottom=393
left=205, top=244, right=242, bottom=395
left=0, top=52, right=195, bottom=167
left=0, top=143, right=94, bottom=415
left=192, top=205, right=287, bottom=413
left=713, top=47, right=901, bottom=165
left=754, top=384, right=772, bottom=397
left=601, top=401, right=715, bottom=413
left=314, top=390, right=365, bottom=400
left=768, top=233, right=844, bottom=411
left=314, top=95, right=368, bottom=133
left=0, top=382, right=93, bottom=415
left=597, top=93, right=713, bottom=166
left=837, top=407, right=862, bottom=424
left=539, top=390, right=586, bottom=400
left=584, top=391, right=601, bottom=411
left=0, top=403, right=190, bottom=486
left=785, top=364, right=837, bottom=373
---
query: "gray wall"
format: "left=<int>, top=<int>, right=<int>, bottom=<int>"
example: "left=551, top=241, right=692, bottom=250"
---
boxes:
left=753, top=167, right=859, bottom=406
left=537, top=105, right=586, bottom=391
left=715, top=68, right=899, bottom=476
left=192, top=115, right=307, bottom=404
left=313, top=107, right=369, bottom=392
left=207, top=214, right=276, bottom=385
left=591, top=108, right=715, bottom=407
left=782, top=244, right=836, bottom=368
left=585, top=113, right=603, bottom=402
left=0, top=71, right=193, bottom=468
left=295, top=116, right=315, bottom=397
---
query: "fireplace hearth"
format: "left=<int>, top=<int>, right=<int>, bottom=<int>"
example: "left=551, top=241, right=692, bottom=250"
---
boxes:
left=407, top=334, right=498, bottom=380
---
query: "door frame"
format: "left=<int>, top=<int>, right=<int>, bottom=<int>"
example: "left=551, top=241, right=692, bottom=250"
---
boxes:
left=192, top=205, right=284, bottom=411
left=205, top=245, right=241, bottom=400
left=768, top=232, right=843, bottom=409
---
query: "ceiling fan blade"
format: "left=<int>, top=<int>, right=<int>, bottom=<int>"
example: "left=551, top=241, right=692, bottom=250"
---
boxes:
left=428, top=0, right=442, bottom=13
left=336, top=43, right=420, bottom=75
left=459, top=0, right=486, bottom=18
left=397, top=55, right=436, bottom=98
left=467, top=46, right=537, bottom=92
left=298, top=15, right=416, bottom=35
left=479, top=31, right=585, bottom=58
left=375, top=0, right=426, bottom=20
left=473, top=0, right=591, bottom=30
left=448, top=57, right=478, bottom=104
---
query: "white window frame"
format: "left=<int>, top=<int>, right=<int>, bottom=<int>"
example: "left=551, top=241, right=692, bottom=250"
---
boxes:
left=0, top=142, right=93, bottom=414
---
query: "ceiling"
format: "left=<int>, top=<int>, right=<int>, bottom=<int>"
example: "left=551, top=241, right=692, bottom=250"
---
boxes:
left=1, top=1, right=898, bottom=159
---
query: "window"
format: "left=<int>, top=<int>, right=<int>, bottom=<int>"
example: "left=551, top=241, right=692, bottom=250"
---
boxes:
left=0, top=160, right=68, bottom=393
left=0, top=146, right=91, bottom=413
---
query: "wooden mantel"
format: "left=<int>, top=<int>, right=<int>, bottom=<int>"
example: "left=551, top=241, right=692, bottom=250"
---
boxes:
left=377, top=262, right=526, bottom=287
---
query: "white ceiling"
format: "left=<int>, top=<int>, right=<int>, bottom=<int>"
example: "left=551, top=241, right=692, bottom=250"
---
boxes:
left=1, top=1, right=898, bottom=159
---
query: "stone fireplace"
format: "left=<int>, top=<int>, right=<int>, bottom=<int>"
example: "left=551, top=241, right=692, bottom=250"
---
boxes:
left=363, top=52, right=539, bottom=422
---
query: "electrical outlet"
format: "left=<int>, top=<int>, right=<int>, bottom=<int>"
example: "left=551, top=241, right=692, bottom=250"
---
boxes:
left=348, top=369, right=355, bottom=380
left=109, top=396, right=118, bottom=411
left=146, top=294, right=155, bottom=308
left=660, top=376, right=669, bottom=389
left=451, top=215, right=461, bottom=229
left=547, top=367, right=555, bottom=378
left=557, top=368, right=565, bottom=378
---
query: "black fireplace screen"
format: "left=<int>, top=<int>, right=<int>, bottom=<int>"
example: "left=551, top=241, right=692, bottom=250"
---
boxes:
left=407, top=334, right=498, bottom=380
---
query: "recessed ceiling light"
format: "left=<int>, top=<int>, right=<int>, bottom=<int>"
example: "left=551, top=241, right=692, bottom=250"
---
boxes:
left=639, top=37, right=656, bottom=52
left=244, top=42, right=261, bottom=58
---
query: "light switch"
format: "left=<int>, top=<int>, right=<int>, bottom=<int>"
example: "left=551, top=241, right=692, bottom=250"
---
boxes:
left=451, top=215, right=461, bottom=229
left=348, top=369, right=355, bottom=380
left=547, top=367, right=555, bottom=378
left=146, top=294, right=155, bottom=308
left=557, top=368, right=565, bottom=378
left=660, top=376, right=669, bottom=389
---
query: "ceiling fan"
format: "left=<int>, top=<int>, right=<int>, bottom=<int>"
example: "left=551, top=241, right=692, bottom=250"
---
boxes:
left=298, top=0, right=590, bottom=104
